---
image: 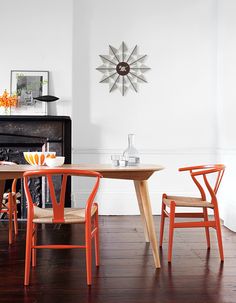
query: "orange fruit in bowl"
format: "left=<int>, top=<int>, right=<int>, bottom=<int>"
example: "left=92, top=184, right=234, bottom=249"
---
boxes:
left=24, top=152, right=56, bottom=166
left=46, top=153, right=56, bottom=159
left=48, top=154, right=56, bottom=159
left=24, top=152, right=47, bottom=166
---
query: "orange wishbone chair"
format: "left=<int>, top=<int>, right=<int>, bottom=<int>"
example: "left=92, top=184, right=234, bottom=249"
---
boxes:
left=0, top=161, right=18, bottom=244
left=23, top=169, right=102, bottom=286
left=159, top=164, right=225, bottom=263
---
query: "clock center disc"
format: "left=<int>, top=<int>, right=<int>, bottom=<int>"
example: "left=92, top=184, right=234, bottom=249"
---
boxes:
left=116, top=62, right=130, bottom=76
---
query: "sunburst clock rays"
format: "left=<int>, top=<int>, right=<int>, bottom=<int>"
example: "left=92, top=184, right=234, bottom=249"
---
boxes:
left=96, top=42, right=150, bottom=96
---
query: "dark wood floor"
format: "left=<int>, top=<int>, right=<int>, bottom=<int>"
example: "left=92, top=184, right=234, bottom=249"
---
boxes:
left=0, top=216, right=236, bottom=303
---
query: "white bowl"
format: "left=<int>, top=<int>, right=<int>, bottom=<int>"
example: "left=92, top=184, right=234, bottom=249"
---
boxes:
left=45, top=156, right=65, bottom=167
left=24, top=152, right=56, bottom=166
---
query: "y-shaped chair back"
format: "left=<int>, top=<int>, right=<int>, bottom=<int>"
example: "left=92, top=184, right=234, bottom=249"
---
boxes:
left=23, top=168, right=102, bottom=286
left=24, top=169, right=101, bottom=224
left=179, top=164, right=225, bottom=207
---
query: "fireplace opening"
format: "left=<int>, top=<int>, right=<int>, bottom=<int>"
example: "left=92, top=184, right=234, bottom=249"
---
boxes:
left=0, top=133, right=47, bottom=218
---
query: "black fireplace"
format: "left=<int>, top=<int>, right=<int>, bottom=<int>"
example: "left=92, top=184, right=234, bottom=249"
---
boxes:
left=0, top=115, right=71, bottom=218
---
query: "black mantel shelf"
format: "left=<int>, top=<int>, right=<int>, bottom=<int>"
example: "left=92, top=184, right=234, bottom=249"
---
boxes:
left=0, top=115, right=71, bottom=156
left=0, top=115, right=71, bottom=121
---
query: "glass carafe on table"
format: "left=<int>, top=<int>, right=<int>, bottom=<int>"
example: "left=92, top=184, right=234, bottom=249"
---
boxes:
left=123, top=134, right=140, bottom=166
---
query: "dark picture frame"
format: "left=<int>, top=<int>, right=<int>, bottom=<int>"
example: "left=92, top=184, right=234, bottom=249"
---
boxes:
left=10, top=70, right=49, bottom=115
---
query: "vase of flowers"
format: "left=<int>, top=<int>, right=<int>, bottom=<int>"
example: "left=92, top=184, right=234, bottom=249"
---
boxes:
left=0, top=90, right=18, bottom=115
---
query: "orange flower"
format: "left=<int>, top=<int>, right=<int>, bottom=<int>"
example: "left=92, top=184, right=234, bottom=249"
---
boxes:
left=0, top=90, right=18, bottom=108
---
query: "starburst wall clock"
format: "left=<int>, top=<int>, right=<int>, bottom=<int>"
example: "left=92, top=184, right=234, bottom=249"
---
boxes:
left=96, top=42, right=150, bottom=96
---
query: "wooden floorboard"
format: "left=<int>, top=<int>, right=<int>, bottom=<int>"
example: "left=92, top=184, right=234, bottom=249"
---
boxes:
left=0, top=216, right=236, bottom=303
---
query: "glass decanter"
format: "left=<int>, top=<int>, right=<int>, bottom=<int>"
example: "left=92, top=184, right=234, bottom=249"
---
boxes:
left=123, top=134, right=140, bottom=166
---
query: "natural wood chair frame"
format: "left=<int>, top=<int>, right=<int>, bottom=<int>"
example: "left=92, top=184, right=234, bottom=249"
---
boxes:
left=159, top=164, right=225, bottom=262
left=23, top=168, right=102, bottom=286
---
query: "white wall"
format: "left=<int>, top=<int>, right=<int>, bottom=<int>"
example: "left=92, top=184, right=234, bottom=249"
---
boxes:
left=73, top=0, right=217, bottom=150
left=0, top=0, right=73, bottom=116
left=72, top=0, right=219, bottom=215
left=217, top=0, right=236, bottom=231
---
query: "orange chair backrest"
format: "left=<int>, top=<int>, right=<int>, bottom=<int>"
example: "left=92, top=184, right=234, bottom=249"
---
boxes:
left=0, top=161, right=17, bottom=209
left=179, top=164, right=225, bottom=206
left=23, top=169, right=102, bottom=223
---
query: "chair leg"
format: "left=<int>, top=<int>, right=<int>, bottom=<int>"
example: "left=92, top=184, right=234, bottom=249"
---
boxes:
left=159, top=194, right=167, bottom=247
left=94, top=206, right=100, bottom=267
left=24, top=220, right=33, bottom=286
left=85, top=223, right=92, bottom=285
left=214, top=207, right=224, bottom=261
left=8, top=193, right=13, bottom=245
left=13, top=195, right=18, bottom=236
left=168, top=201, right=176, bottom=263
left=203, top=208, right=210, bottom=248
left=32, top=224, right=37, bottom=267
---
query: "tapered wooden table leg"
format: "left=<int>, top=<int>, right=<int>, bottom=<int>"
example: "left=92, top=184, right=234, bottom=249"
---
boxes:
left=134, top=181, right=149, bottom=242
left=135, top=180, right=160, bottom=268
